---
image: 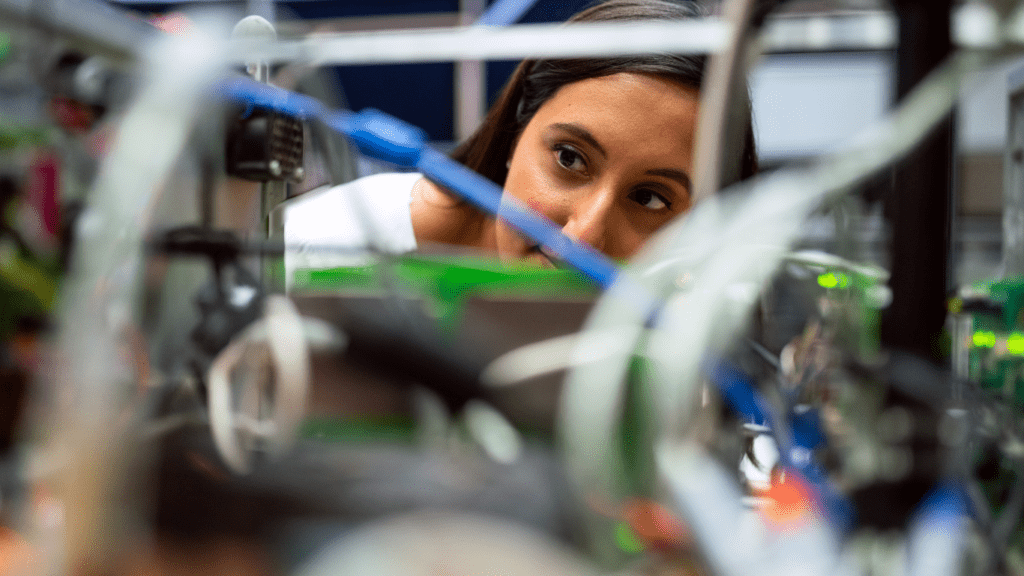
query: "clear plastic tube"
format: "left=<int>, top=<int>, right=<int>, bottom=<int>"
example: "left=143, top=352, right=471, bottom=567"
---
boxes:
left=559, top=48, right=986, bottom=571
left=31, top=19, right=235, bottom=574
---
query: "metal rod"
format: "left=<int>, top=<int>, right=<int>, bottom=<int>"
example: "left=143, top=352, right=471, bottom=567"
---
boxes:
left=880, top=0, right=955, bottom=362
left=455, top=0, right=487, bottom=142
left=691, top=0, right=761, bottom=204
left=233, top=13, right=909, bottom=67
left=239, top=19, right=728, bottom=64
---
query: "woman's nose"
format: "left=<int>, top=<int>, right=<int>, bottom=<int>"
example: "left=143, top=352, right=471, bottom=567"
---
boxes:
left=561, top=191, right=616, bottom=254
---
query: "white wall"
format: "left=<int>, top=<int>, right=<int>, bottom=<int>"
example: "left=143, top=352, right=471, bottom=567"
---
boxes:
left=749, top=52, right=894, bottom=163
left=750, top=52, right=1024, bottom=161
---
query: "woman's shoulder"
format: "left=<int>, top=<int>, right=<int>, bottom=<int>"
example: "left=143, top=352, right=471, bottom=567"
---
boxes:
left=410, top=177, right=489, bottom=248
left=283, top=171, right=489, bottom=251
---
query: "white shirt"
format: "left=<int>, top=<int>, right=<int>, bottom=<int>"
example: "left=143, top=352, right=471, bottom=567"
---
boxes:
left=282, top=172, right=421, bottom=287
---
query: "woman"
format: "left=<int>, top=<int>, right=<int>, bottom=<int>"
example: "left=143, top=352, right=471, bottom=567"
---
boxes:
left=284, top=0, right=757, bottom=272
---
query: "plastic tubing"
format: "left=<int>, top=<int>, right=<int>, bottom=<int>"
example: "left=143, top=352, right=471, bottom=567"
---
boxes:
left=558, top=48, right=988, bottom=570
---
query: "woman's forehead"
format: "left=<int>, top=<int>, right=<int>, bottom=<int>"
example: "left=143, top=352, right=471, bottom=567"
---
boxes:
left=531, top=73, right=700, bottom=155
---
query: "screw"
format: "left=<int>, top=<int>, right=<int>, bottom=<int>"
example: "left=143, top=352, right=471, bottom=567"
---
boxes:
left=268, top=160, right=282, bottom=177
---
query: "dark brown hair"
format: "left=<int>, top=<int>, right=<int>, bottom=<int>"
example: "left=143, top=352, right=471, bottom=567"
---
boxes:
left=450, top=0, right=758, bottom=188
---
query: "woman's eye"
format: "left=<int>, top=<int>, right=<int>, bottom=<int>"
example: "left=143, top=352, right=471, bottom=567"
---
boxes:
left=631, top=188, right=671, bottom=211
left=554, top=146, right=586, bottom=172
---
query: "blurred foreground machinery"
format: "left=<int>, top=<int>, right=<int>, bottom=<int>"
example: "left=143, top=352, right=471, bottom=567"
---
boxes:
left=2, top=0, right=1024, bottom=575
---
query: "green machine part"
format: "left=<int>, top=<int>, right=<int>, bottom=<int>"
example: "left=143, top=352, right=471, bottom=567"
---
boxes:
left=951, top=278, right=1024, bottom=561
left=952, top=277, right=1024, bottom=406
left=292, top=255, right=659, bottom=559
left=291, top=254, right=599, bottom=332
left=815, top=267, right=887, bottom=364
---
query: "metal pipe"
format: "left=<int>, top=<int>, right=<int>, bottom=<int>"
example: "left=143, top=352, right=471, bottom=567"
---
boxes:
left=232, top=11, right=915, bottom=68
left=880, top=0, right=956, bottom=363
left=691, top=0, right=762, bottom=204
left=455, top=0, right=486, bottom=142
left=239, top=19, right=730, bottom=65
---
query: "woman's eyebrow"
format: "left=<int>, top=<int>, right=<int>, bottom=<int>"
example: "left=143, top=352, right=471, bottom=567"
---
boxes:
left=550, top=122, right=607, bottom=158
left=645, top=168, right=692, bottom=191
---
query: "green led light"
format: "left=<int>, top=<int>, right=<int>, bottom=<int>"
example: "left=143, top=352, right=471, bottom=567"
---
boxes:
left=1007, top=333, right=1024, bottom=355
left=614, top=521, right=645, bottom=554
left=817, top=271, right=850, bottom=289
left=817, top=273, right=838, bottom=289
left=973, top=331, right=996, bottom=349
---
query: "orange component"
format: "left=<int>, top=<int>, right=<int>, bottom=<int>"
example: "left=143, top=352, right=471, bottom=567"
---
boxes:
left=758, top=471, right=814, bottom=532
left=623, top=498, right=691, bottom=551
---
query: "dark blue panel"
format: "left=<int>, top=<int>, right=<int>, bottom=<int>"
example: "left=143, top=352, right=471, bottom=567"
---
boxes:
left=485, top=61, right=518, bottom=108
left=516, top=0, right=589, bottom=24
left=113, top=2, right=176, bottom=14
left=283, top=0, right=459, bottom=20
left=334, top=63, right=454, bottom=142
left=115, top=0, right=462, bottom=17
left=483, top=0, right=591, bottom=107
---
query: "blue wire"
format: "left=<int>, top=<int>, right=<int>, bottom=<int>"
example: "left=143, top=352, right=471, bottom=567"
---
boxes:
left=914, top=481, right=969, bottom=524
left=704, top=357, right=855, bottom=531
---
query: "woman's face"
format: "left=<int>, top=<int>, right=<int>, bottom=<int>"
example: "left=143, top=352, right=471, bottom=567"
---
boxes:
left=498, top=72, right=700, bottom=266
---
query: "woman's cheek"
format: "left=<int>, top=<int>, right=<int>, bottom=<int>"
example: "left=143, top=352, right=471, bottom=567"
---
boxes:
left=526, top=172, right=576, bottom=223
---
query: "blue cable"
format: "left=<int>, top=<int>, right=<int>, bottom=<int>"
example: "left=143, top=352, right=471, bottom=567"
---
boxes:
left=914, top=481, right=969, bottom=523
left=704, top=357, right=855, bottom=531
left=475, top=0, right=541, bottom=26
